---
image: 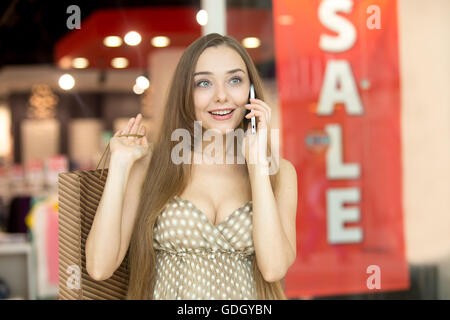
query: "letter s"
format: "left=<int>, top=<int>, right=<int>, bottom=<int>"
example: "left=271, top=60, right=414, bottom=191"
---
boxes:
left=319, top=0, right=356, bottom=52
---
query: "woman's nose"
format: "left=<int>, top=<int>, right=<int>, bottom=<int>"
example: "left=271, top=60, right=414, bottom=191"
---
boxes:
left=214, top=84, right=227, bottom=102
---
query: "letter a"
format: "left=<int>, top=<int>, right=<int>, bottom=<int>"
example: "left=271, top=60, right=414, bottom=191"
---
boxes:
left=66, top=5, right=81, bottom=30
left=318, top=60, right=364, bottom=116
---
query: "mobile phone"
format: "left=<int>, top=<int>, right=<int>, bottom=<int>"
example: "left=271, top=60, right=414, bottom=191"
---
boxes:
left=249, top=84, right=256, bottom=134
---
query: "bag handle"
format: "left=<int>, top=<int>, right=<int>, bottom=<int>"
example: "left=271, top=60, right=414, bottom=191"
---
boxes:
left=95, top=134, right=145, bottom=179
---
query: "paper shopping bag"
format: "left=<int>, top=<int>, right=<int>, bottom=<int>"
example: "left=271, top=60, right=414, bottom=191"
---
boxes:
left=57, top=169, right=129, bottom=300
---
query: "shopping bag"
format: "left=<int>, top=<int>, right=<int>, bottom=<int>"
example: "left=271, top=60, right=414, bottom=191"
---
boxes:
left=57, top=133, right=143, bottom=299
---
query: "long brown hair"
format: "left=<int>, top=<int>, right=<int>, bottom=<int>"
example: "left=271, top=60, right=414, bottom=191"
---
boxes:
left=126, top=33, right=286, bottom=300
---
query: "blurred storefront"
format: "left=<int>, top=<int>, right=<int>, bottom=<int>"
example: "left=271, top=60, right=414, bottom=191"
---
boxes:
left=0, top=0, right=448, bottom=300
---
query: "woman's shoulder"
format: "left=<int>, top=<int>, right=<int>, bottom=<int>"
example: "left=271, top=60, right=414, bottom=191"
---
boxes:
left=279, top=158, right=296, bottom=176
left=274, top=158, right=298, bottom=203
left=276, top=158, right=297, bottom=188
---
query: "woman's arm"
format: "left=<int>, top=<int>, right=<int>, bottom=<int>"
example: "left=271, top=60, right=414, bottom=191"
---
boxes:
left=86, top=114, right=150, bottom=281
left=85, top=152, right=135, bottom=281
left=113, top=158, right=148, bottom=271
left=249, top=158, right=298, bottom=283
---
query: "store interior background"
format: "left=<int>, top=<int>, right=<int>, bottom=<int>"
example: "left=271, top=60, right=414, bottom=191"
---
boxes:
left=0, top=0, right=449, bottom=300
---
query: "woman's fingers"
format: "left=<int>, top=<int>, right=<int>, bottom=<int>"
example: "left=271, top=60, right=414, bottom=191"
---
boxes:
left=131, top=114, right=142, bottom=133
left=245, top=104, right=270, bottom=130
left=123, top=117, right=135, bottom=136
left=250, top=98, right=271, bottom=117
left=129, top=114, right=142, bottom=139
left=246, top=100, right=271, bottom=123
left=245, top=104, right=265, bottom=115
left=116, top=114, right=145, bottom=139
left=139, top=126, right=148, bottom=146
left=245, top=110, right=263, bottom=119
left=245, top=104, right=269, bottom=123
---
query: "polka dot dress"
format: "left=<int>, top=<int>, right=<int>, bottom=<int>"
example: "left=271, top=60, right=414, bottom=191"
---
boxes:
left=152, top=195, right=257, bottom=300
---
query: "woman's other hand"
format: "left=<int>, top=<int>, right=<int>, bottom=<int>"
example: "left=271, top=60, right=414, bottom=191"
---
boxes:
left=110, top=113, right=152, bottom=167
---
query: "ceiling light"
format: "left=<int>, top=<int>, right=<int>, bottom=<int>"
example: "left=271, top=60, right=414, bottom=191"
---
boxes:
left=151, top=36, right=170, bottom=48
left=196, top=10, right=208, bottom=26
left=72, top=57, right=89, bottom=69
left=136, top=76, right=150, bottom=90
left=0, top=106, right=11, bottom=157
left=58, top=74, right=75, bottom=90
left=124, top=31, right=142, bottom=46
left=111, top=57, right=129, bottom=69
left=103, top=36, right=122, bottom=47
left=58, top=56, right=72, bottom=69
left=242, top=37, right=261, bottom=49
left=133, top=84, right=145, bottom=95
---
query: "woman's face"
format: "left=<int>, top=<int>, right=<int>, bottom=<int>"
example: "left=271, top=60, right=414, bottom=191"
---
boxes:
left=193, top=45, right=250, bottom=135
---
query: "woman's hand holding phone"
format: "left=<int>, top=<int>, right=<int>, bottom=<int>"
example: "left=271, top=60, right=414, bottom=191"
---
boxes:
left=242, top=88, right=273, bottom=167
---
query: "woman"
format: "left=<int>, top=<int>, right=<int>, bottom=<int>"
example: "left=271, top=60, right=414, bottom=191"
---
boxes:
left=86, top=33, right=298, bottom=300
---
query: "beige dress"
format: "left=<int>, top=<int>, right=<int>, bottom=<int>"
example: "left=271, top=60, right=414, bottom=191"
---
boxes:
left=152, top=195, right=257, bottom=299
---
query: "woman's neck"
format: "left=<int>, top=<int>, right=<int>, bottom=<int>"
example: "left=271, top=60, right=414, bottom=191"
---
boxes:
left=193, top=131, right=242, bottom=165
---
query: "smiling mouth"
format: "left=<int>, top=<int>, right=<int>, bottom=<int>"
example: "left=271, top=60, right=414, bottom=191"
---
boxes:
left=208, top=109, right=234, bottom=116
left=207, top=109, right=235, bottom=121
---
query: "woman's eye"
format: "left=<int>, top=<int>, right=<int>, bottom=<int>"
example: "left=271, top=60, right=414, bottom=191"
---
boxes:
left=230, top=77, right=242, bottom=84
left=195, top=77, right=242, bottom=88
left=196, top=80, right=210, bottom=88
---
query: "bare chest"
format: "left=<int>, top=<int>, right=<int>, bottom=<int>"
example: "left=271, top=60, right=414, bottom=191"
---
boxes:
left=179, top=164, right=251, bottom=226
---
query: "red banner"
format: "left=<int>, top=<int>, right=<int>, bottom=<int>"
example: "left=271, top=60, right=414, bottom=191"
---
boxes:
left=273, top=0, right=409, bottom=297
